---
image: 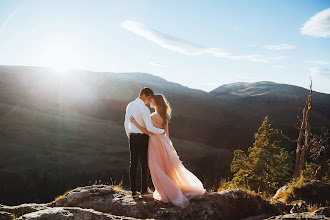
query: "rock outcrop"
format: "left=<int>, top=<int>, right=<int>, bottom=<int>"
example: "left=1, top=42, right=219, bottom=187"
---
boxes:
left=2, top=182, right=329, bottom=219
left=268, top=181, right=330, bottom=219
left=0, top=203, right=50, bottom=217
left=271, top=180, right=330, bottom=206
left=17, top=207, right=137, bottom=220
left=1, top=184, right=279, bottom=220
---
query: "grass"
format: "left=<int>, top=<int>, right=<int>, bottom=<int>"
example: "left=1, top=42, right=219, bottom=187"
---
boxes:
left=10, top=211, right=25, bottom=219
left=11, top=213, right=19, bottom=219
left=270, top=174, right=329, bottom=205
left=50, top=178, right=127, bottom=205
left=272, top=175, right=310, bottom=204
left=217, top=177, right=274, bottom=201
left=50, top=188, right=75, bottom=205
left=113, top=184, right=124, bottom=191
left=94, top=177, right=127, bottom=191
left=307, top=202, right=321, bottom=213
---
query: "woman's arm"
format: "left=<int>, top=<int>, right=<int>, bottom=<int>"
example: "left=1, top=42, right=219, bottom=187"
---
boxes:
left=165, top=122, right=169, bottom=137
left=130, top=116, right=153, bottom=136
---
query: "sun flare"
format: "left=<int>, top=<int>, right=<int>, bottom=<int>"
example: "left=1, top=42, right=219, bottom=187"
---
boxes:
left=39, top=35, right=84, bottom=73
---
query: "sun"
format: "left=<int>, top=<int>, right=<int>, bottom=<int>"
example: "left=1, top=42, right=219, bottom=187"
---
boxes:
left=39, top=35, right=83, bottom=73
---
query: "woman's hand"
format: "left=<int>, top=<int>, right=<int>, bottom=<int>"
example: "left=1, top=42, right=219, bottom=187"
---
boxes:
left=130, top=115, right=154, bottom=136
left=130, top=116, right=138, bottom=126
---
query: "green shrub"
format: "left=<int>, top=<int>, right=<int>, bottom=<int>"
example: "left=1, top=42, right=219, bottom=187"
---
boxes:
left=221, top=116, right=292, bottom=198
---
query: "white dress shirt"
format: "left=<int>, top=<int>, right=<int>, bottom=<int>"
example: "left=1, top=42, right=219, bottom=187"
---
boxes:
left=124, top=98, right=165, bottom=138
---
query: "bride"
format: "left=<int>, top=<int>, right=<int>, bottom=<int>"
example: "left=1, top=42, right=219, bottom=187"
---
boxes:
left=129, top=94, right=206, bottom=208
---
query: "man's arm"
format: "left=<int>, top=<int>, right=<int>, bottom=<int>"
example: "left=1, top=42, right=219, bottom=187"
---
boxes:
left=130, top=116, right=152, bottom=136
left=124, top=105, right=130, bottom=138
left=142, top=108, right=165, bottom=134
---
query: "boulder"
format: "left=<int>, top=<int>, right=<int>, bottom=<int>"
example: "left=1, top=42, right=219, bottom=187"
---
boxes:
left=51, top=184, right=279, bottom=220
left=271, top=202, right=293, bottom=214
left=1, top=184, right=280, bottom=220
left=272, top=181, right=330, bottom=206
left=0, top=203, right=50, bottom=217
left=0, top=211, right=12, bottom=220
left=15, top=207, right=137, bottom=220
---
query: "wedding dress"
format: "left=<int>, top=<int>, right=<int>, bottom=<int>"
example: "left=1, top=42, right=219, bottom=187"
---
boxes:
left=148, top=113, right=206, bottom=208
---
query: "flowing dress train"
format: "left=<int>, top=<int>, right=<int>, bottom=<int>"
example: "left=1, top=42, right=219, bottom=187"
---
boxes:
left=148, top=113, right=206, bottom=208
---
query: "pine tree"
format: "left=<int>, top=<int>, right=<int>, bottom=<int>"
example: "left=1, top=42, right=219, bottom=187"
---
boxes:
left=230, top=116, right=292, bottom=196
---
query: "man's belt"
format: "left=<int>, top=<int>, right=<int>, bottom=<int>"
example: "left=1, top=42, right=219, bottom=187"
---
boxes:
left=129, top=132, right=146, bottom=136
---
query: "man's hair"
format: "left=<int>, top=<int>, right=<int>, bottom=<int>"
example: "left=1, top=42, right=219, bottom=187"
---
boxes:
left=139, top=87, right=154, bottom=97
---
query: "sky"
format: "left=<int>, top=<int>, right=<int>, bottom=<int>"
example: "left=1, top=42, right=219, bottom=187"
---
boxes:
left=0, top=0, right=330, bottom=93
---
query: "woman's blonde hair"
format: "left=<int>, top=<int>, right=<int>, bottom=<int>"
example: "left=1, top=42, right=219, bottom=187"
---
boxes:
left=153, top=94, right=171, bottom=128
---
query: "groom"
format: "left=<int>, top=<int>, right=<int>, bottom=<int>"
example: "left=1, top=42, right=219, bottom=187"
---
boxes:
left=124, top=87, right=165, bottom=197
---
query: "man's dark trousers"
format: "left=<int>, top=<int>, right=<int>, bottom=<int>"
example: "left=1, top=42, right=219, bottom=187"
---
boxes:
left=129, top=133, right=150, bottom=194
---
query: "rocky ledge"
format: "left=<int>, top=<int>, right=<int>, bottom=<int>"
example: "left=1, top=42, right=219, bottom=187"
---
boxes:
left=270, top=180, right=330, bottom=220
left=0, top=182, right=329, bottom=220
left=0, top=184, right=279, bottom=220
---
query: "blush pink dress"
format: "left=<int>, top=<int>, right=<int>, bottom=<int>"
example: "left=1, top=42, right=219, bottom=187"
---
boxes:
left=148, top=113, right=206, bottom=208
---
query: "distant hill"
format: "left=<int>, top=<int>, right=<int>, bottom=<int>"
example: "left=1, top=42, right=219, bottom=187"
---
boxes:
left=210, top=81, right=330, bottom=138
left=211, top=81, right=329, bottom=101
left=0, top=65, right=329, bottom=205
left=0, top=65, right=235, bottom=146
left=0, top=65, right=233, bottom=205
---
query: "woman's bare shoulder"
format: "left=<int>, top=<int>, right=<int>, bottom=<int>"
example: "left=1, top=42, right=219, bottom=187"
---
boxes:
left=153, top=112, right=163, bottom=119
left=151, top=112, right=160, bottom=116
left=150, top=112, right=158, bottom=120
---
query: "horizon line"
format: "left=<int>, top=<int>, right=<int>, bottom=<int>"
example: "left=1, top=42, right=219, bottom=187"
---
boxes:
left=0, top=64, right=327, bottom=95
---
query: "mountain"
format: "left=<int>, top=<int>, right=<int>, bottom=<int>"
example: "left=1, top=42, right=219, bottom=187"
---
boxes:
left=0, top=65, right=234, bottom=205
left=0, top=65, right=235, bottom=146
left=0, top=65, right=329, bottom=205
left=210, top=81, right=330, bottom=148
left=210, top=81, right=314, bottom=99
left=210, top=81, right=330, bottom=109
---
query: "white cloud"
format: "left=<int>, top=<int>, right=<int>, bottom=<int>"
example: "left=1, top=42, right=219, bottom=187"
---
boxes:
left=121, top=20, right=286, bottom=63
left=304, top=60, right=329, bottom=65
left=301, top=8, right=330, bottom=38
left=263, top=44, right=296, bottom=50
left=149, top=61, right=167, bottom=67
left=310, top=67, right=330, bottom=78
left=0, top=9, right=18, bottom=33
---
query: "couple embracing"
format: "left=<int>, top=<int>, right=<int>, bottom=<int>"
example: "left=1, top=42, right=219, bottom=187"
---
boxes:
left=124, top=87, right=205, bottom=208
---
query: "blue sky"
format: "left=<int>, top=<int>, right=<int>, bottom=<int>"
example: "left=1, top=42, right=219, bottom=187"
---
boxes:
left=0, top=0, right=330, bottom=93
